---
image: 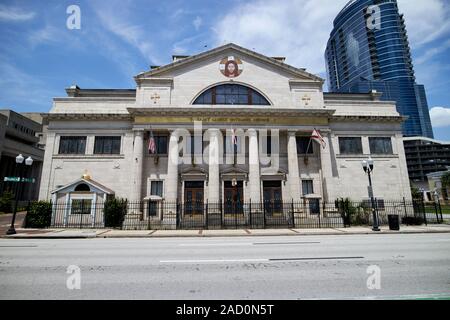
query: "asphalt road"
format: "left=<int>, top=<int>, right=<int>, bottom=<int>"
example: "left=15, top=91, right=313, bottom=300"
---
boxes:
left=0, top=233, right=449, bottom=300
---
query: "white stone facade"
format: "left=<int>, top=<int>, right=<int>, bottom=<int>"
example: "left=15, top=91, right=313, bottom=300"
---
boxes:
left=38, top=43, right=412, bottom=208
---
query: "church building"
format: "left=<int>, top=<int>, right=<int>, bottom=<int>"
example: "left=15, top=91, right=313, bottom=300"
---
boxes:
left=38, top=43, right=411, bottom=228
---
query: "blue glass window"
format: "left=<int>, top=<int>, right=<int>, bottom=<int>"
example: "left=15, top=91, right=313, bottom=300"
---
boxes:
left=193, top=84, right=269, bottom=105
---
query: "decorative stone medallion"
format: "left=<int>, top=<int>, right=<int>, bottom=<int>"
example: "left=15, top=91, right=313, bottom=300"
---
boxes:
left=219, top=56, right=243, bottom=78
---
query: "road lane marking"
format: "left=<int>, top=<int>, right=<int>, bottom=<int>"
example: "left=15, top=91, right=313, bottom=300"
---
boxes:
left=269, top=256, right=364, bottom=261
left=0, top=245, right=38, bottom=247
left=160, top=258, right=269, bottom=263
left=179, top=241, right=320, bottom=247
left=253, top=241, right=320, bottom=245
left=179, top=243, right=252, bottom=247
left=160, top=256, right=364, bottom=264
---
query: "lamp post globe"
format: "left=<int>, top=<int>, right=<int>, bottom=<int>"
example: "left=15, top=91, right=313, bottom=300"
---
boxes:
left=16, top=154, right=24, bottom=164
left=25, top=156, right=33, bottom=166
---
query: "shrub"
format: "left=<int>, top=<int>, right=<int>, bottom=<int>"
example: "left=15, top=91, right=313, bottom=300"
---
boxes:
left=351, top=205, right=371, bottom=225
left=0, top=191, right=14, bottom=213
left=335, top=198, right=358, bottom=226
left=25, top=201, right=52, bottom=228
left=410, top=186, right=423, bottom=201
left=104, top=198, right=128, bottom=228
left=402, top=216, right=424, bottom=226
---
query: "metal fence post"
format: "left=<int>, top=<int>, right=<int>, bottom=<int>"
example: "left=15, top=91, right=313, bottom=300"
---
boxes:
left=205, top=200, right=208, bottom=229
left=403, top=197, right=408, bottom=219
left=263, top=202, right=266, bottom=229
left=318, top=199, right=322, bottom=228
left=438, top=198, right=443, bottom=224
left=422, top=199, right=427, bottom=226
left=434, top=199, right=440, bottom=224
left=249, top=199, right=252, bottom=228
left=291, top=199, right=295, bottom=228
left=176, top=201, right=180, bottom=229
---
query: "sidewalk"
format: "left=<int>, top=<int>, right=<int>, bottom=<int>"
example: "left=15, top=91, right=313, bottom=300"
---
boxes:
left=4, top=224, right=450, bottom=239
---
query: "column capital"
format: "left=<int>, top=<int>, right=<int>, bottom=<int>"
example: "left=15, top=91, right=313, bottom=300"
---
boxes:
left=132, top=128, right=145, bottom=136
left=247, top=128, right=258, bottom=136
left=287, top=130, right=298, bottom=137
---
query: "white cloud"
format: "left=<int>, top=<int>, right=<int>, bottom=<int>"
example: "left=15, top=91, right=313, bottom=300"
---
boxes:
left=212, top=0, right=450, bottom=75
left=212, top=0, right=348, bottom=73
left=397, top=0, right=450, bottom=48
left=193, top=16, right=203, bottom=31
left=430, top=107, right=450, bottom=128
left=0, top=56, right=60, bottom=107
left=415, top=39, right=450, bottom=65
left=91, top=1, right=162, bottom=65
left=0, top=5, right=35, bottom=22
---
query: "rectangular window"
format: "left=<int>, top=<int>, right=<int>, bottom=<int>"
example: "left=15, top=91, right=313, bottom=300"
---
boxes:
left=148, top=201, right=158, bottom=217
left=94, top=136, right=121, bottom=154
left=70, top=199, right=91, bottom=214
left=150, top=136, right=168, bottom=155
left=296, top=136, right=314, bottom=154
left=59, top=136, right=86, bottom=154
left=369, top=137, right=393, bottom=155
left=302, top=180, right=314, bottom=195
left=339, top=137, right=363, bottom=154
left=150, top=181, right=163, bottom=197
left=362, top=199, right=385, bottom=210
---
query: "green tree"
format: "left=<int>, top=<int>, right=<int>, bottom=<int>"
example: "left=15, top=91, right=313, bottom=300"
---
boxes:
left=25, top=201, right=52, bottom=228
left=0, top=191, right=14, bottom=213
left=441, top=172, right=450, bottom=189
left=410, top=186, right=423, bottom=200
left=441, top=172, right=450, bottom=200
left=104, top=198, right=128, bottom=228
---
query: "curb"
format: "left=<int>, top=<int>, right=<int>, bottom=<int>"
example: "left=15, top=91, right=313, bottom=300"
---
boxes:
left=4, top=229, right=450, bottom=239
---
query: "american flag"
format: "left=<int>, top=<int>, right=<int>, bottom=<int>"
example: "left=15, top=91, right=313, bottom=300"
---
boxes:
left=148, top=131, right=156, bottom=154
left=311, top=128, right=326, bottom=149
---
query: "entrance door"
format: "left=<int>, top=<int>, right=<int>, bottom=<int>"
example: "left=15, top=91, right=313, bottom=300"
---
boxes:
left=263, top=181, right=283, bottom=215
left=184, top=181, right=204, bottom=215
left=224, top=181, right=244, bottom=214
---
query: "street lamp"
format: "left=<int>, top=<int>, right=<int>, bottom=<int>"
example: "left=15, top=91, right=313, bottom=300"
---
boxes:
left=362, top=156, right=380, bottom=231
left=6, top=154, right=33, bottom=235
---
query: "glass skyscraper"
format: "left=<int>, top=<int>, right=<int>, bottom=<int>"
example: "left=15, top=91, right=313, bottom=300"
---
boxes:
left=325, top=0, right=434, bottom=138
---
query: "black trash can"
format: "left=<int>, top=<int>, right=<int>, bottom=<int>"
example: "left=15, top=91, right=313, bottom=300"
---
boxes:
left=388, top=215, right=400, bottom=230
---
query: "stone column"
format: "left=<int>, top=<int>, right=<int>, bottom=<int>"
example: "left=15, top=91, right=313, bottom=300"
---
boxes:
left=208, top=129, right=220, bottom=203
left=248, top=129, right=261, bottom=203
left=319, top=132, right=334, bottom=201
left=165, top=130, right=179, bottom=202
left=132, top=130, right=144, bottom=203
left=38, top=132, right=56, bottom=200
left=287, top=130, right=301, bottom=201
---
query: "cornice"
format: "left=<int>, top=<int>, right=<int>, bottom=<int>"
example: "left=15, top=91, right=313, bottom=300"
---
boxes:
left=127, top=107, right=336, bottom=118
left=330, top=115, right=406, bottom=123
left=44, top=113, right=133, bottom=121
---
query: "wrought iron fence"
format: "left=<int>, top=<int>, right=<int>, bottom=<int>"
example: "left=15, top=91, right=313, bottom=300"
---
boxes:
left=29, top=198, right=447, bottom=230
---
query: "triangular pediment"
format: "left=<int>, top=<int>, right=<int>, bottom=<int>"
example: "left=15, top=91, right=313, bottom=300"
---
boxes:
left=135, top=43, right=323, bottom=83
left=51, top=178, right=115, bottom=195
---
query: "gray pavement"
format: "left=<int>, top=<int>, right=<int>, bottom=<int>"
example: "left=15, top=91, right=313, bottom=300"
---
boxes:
left=6, top=223, right=450, bottom=239
left=0, top=233, right=449, bottom=299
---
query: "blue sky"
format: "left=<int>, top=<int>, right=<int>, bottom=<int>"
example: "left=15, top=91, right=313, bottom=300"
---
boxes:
left=0, top=0, right=449, bottom=140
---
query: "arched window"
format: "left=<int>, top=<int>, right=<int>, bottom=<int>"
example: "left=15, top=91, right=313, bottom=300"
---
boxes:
left=193, top=84, right=270, bottom=105
left=74, top=183, right=90, bottom=192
